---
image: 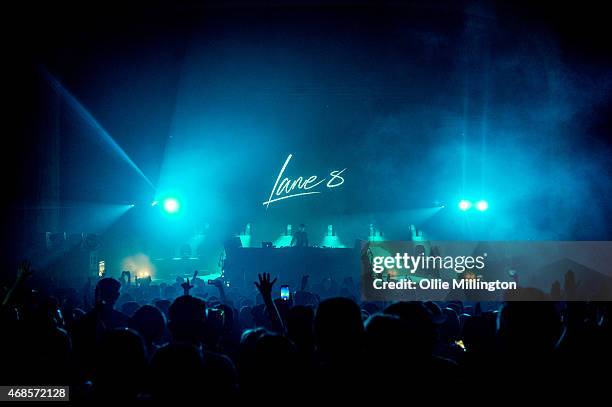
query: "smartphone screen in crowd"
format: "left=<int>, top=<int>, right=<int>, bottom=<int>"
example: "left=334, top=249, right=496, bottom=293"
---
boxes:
left=280, top=285, right=290, bottom=301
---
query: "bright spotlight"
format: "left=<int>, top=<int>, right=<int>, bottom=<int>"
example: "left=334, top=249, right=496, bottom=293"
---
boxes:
left=458, top=200, right=472, bottom=211
left=162, top=197, right=180, bottom=214
left=475, top=200, right=489, bottom=211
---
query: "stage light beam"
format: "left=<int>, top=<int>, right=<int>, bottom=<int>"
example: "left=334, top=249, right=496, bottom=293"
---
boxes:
left=40, top=67, right=155, bottom=190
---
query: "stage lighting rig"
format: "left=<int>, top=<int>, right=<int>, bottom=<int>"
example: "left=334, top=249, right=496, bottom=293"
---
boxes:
left=458, top=199, right=489, bottom=212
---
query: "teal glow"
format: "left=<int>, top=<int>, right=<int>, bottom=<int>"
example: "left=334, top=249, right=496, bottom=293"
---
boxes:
left=239, top=235, right=252, bottom=248
left=458, top=200, right=472, bottom=211
left=476, top=200, right=489, bottom=211
left=274, top=235, right=293, bottom=247
left=321, top=235, right=345, bottom=248
left=162, top=197, right=180, bottom=214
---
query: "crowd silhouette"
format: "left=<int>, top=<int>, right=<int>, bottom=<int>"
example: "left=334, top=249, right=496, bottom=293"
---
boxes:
left=1, top=260, right=611, bottom=401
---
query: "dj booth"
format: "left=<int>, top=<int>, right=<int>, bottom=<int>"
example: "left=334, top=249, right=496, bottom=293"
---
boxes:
left=223, top=246, right=361, bottom=289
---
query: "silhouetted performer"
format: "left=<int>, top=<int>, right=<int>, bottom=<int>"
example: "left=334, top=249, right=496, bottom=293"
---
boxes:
left=291, top=224, right=309, bottom=247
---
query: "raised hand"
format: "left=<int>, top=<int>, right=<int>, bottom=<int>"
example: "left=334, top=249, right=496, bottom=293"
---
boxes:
left=16, top=260, right=34, bottom=281
left=181, top=277, right=194, bottom=295
left=210, top=277, right=228, bottom=303
left=254, top=273, right=284, bottom=333
left=255, top=273, right=277, bottom=301
left=2, top=260, right=34, bottom=308
left=122, top=271, right=132, bottom=286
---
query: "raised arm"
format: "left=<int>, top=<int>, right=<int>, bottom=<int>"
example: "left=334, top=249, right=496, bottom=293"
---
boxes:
left=1, top=260, right=34, bottom=309
left=254, top=273, right=284, bottom=334
left=211, top=278, right=228, bottom=304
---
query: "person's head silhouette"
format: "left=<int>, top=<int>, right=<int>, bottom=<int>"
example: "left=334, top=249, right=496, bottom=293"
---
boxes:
left=95, top=278, right=121, bottom=308
left=168, top=295, right=207, bottom=346
left=129, top=304, right=166, bottom=348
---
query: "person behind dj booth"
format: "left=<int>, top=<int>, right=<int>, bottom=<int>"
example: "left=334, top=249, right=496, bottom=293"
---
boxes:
left=291, top=223, right=309, bottom=247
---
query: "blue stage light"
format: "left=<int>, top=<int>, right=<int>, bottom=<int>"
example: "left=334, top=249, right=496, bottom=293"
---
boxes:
left=475, top=200, right=489, bottom=211
left=162, top=197, right=180, bottom=214
left=458, top=200, right=472, bottom=211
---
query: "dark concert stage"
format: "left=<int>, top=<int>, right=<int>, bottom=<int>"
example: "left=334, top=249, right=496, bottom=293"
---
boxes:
left=149, top=246, right=360, bottom=288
